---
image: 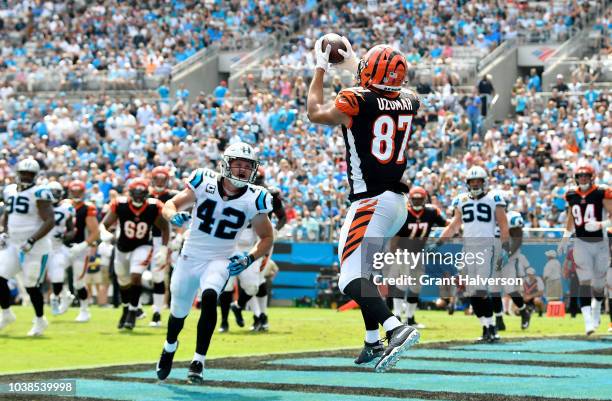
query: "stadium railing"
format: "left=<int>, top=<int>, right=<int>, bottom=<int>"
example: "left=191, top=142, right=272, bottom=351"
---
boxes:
left=5, top=69, right=167, bottom=93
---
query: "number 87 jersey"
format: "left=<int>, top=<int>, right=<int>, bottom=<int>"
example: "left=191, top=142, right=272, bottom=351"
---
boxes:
left=335, top=87, right=420, bottom=201
left=181, top=168, right=273, bottom=260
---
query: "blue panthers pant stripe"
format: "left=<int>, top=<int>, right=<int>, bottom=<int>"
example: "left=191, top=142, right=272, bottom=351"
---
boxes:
left=36, top=254, right=49, bottom=287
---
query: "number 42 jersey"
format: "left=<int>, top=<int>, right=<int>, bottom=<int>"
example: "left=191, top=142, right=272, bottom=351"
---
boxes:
left=182, top=168, right=273, bottom=260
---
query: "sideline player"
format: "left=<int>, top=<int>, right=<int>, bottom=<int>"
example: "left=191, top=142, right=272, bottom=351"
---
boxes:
left=65, top=180, right=100, bottom=322
left=438, top=166, right=509, bottom=343
left=0, top=159, right=55, bottom=336
left=558, top=164, right=611, bottom=335
left=388, top=186, right=448, bottom=328
left=307, top=36, right=421, bottom=372
left=99, top=178, right=169, bottom=330
left=47, top=181, right=76, bottom=315
left=490, top=210, right=532, bottom=330
left=148, top=166, right=178, bottom=327
left=156, top=143, right=274, bottom=384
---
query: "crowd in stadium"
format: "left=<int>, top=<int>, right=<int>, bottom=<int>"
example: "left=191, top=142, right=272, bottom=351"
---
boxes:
left=0, top=0, right=609, bottom=244
left=0, top=0, right=314, bottom=91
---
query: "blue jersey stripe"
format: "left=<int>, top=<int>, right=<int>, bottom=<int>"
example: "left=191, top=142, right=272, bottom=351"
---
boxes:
left=256, top=192, right=265, bottom=211
left=190, top=170, right=204, bottom=189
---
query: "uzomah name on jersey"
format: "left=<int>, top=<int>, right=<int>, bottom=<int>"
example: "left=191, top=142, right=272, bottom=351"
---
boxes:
left=376, top=97, right=415, bottom=111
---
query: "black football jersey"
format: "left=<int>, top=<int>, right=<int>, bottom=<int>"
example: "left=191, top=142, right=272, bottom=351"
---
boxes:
left=150, top=189, right=177, bottom=237
left=111, top=197, right=162, bottom=252
left=335, top=87, right=420, bottom=201
left=67, top=201, right=97, bottom=245
left=396, top=204, right=447, bottom=250
left=565, top=185, right=612, bottom=240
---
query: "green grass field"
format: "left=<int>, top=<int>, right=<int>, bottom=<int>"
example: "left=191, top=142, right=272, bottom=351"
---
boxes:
left=0, top=305, right=597, bottom=374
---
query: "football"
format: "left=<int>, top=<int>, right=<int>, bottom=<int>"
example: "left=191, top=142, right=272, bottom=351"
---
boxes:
left=320, top=33, right=347, bottom=64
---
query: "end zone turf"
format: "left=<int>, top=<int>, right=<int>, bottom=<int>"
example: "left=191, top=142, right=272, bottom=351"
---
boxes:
left=0, top=306, right=603, bottom=374
left=1, top=337, right=611, bottom=401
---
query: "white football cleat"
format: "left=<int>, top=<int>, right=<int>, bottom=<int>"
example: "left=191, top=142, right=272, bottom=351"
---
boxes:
left=0, top=309, right=16, bottom=330
left=27, top=317, right=48, bottom=336
left=585, top=323, right=595, bottom=336
left=58, top=293, right=75, bottom=315
left=75, top=309, right=91, bottom=323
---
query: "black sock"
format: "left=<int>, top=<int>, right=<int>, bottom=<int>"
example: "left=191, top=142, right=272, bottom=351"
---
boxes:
left=0, top=277, right=11, bottom=309
left=166, top=314, right=186, bottom=344
left=77, top=287, right=88, bottom=301
left=609, top=298, right=612, bottom=321
left=509, top=292, right=525, bottom=309
left=406, top=296, right=419, bottom=304
left=52, top=283, right=63, bottom=296
left=579, top=285, right=592, bottom=309
left=153, top=281, right=165, bottom=295
left=196, top=289, right=218, bottom=355
left=130, top=285, right=142, bottom=308
left=219, top=291, right=232, bottom=323
left=344, top=278, right=393, bottom=326
left=360, top=301, right=379, bottom=331
left=237, top=286, right=252, bottom=309
left=482, top=297, right=493, bottom=319
left=471, top=296, right=483, bottom=317
left=256, top=282, right=267, bottom=297
left=385, top=296, right=394, bottom=310
left=119, top=286, right=131, bottom=305
left=491, top=292, right=503, bottom=314
left=26, top=287, right=44, bottom=317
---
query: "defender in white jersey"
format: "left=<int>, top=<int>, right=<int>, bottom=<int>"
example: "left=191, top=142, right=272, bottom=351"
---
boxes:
left=0, top=159, right=55, bottom=336
left=491, top=210, right=532, bottom=330
left=47, top=181, right=77, bottom=315
left=156, top=142, right=274, bottom=384
left=439, top=166, right=510, bottom=343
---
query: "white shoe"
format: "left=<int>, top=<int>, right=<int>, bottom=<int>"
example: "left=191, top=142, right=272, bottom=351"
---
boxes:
left=75, top=309, right=90, bottom=322
left=586, top=323, right=595, bottom=336
left=0, top=309, right=16, bottom=330
left=27, top=317, right=48, bottom=336
left=58, top=293, right=75, bottom=315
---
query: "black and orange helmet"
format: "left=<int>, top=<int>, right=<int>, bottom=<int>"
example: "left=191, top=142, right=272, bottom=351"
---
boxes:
left=128, top=178, right=149, bottom=206
left=151, top=166, right=170, bottom=191
left=68, top=180, right=86, bottom=203
left=357, top=45, right=407, bottom=92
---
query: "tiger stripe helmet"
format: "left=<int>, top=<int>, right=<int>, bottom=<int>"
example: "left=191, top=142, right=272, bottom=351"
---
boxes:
left=357, top=45, right=407, bottom=92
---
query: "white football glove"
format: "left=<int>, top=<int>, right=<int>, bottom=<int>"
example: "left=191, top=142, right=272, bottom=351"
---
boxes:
left=584, top=220, right=607, bottom=232
left=169, top=233, right=184, bottom=252
left=335, top=36, right=359, bottom=74
left=154, top=245, right=169, bottom=267
left=314, top=37, right=331, bottom=72
left=20, top=238, right=35, bottom=254
left=557, top=238, right=569, bottom=255
left=99, top=228, right=114, bottom=243
left=70, top=241, right=89, bottom=257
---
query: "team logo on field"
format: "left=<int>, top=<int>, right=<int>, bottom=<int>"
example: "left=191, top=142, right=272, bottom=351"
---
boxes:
left=206, top=184, right=216, bottom=194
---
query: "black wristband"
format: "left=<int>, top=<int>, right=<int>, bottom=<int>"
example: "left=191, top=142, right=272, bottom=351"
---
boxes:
left=27, top=237, right=36, bottom=245
left=247, top=254, right=255, bottom=265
